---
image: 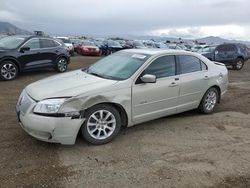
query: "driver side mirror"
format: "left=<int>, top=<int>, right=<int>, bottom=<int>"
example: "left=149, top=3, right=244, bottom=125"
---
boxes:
left=215, top=50, right=219, bottom=55
left=20, top=47, right=30, bottom=53
left=140, top=74, right=156, bottom=83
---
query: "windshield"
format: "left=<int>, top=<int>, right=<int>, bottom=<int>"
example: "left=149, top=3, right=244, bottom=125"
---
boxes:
left=85, top=51, right=150, bottom=80
left=58, top=38, right=71, bottom=43
left=200, top=46, right=216, bottom=53
left=0, top=36, right=26, bottom=50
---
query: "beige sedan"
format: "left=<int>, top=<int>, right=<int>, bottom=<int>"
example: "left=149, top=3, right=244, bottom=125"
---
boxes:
left=16, top=49, right=228, bottom=145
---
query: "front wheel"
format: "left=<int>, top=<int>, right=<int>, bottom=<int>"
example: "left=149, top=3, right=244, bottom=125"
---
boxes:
left=81, top=104, right=121, bottom=145
left=55, top=57, right=68, bottom=72
left=0, top=61, right=18, bottom=80
left=198, top=87, right=219, bottom=114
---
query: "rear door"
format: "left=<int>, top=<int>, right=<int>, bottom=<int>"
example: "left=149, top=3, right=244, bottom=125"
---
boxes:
left=132, top=55, right=180, bottom=124
left=39, top=38, right=60, bottom=67
left=225, top=44, right=237, bottom=62
left=176, top=55, right=209, bottom=113
left=215, top=44, right=236, bottom=63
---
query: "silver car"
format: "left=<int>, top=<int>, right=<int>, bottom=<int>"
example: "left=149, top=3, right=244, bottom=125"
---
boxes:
left=16, top=49, right=228, bottom=145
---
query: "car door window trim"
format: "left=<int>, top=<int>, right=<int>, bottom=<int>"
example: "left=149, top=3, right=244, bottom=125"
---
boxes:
left=134, top=54, right=177, bottom=85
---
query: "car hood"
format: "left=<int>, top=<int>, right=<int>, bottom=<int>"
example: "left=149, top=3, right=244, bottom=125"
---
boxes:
left=26, top=70, right=118, bottom=101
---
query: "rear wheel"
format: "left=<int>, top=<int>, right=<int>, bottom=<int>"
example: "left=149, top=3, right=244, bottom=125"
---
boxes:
left=81, top=104, right=121, bottom=145
left=233, top=58, right=244, bottom=70
left=198, top=87, right=219, bottom=114
left=0, top=61, right=18, bottom=80
left=55, top=57, right=68, bottom=72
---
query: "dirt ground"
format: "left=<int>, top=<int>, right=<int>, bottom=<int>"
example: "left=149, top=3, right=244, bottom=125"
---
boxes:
left=0, top=55, right=250, bottom=188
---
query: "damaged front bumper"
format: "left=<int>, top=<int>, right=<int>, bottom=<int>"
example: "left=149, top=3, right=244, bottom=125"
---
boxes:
left=16, top=96, right=85, bottom=145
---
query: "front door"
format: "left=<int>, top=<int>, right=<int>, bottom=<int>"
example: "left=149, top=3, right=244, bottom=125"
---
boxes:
left=132, top=55, right=180, bottom=124
left=18, top=38, right=43, bottom=70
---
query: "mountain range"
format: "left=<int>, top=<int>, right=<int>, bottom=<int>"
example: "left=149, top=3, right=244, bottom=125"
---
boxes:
left=0, top=21, right=249, bottom=46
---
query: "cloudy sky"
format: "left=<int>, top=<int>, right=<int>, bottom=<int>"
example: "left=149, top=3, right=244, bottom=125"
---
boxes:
left=1, top=0, right=250, bottom=40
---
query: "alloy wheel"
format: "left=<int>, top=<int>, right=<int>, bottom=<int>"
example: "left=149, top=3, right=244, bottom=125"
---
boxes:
left=204, top=91, right=217, bottom=111
left=57, top=58, right=67, bottom=72
left=236, top=60, right=243, bottom=70
left=87, top=110, right=116, bottom=140
left=1, top=63, right=17, bottom=80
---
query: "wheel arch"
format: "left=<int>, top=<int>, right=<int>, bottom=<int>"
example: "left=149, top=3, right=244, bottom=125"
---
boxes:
left=208, top=85, right=221, bottom=103
left=56, top=54, right=70, bottom=64
left=0, top=57, right=21, bottom=72
left=237, top=56, right=244, bottom=61
left=84, top=102, right=128, bottom=128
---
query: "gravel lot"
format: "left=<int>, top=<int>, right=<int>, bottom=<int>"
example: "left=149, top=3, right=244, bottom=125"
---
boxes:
left=0, top=56, right=250, bottom=188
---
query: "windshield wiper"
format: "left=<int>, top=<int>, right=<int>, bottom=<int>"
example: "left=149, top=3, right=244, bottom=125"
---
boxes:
left=88, top=72, right=106, bottom=78
left=81, top=67, right=122, bottom=80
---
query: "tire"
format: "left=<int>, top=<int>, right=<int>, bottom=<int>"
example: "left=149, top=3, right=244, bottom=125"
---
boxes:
left=198, top=87, right=219, bottom=114
left=0, top=61, right=18, bottom=81
left=81, top=104, right=121, bottom=145
left=55, top=57, right=68, bottom=73
left=233, top=58, right=244, bottom=70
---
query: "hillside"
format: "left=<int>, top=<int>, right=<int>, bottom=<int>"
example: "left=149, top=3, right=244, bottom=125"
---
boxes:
left=0, top=21, right=31, bottom=35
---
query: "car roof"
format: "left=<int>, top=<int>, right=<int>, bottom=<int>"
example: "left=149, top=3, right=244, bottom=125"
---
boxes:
left=123, top=48, right=196, bottom=56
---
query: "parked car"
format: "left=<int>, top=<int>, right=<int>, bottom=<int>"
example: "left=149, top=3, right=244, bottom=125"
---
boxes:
left=55, top=37, right=74, bottom=56
left=191, top=45, right=208, bottom=52
left=0, top=35, right=70, bottom=80
left=71, top=38, right=82, bottom=52
left=76, top=41, right=101, bottom=56
left=201, top=43, right=250, bottom=70
left=102, top=40, right=123, bottom=55
left=155, top=42, right=169, bottom=49
left=16, top=49, right=228, bottom=145
left=167, top=44, right=182, bottom=50
left=143, top=41, right=157, bottom=48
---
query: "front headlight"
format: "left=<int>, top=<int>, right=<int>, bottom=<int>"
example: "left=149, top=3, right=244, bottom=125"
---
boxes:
left=33, top=98, right=67, bottom=114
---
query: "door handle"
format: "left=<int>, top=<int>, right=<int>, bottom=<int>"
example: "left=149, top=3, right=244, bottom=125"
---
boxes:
left=204, top=75, right=209, bottom=80
left=169, top=82, right=178, bottom=87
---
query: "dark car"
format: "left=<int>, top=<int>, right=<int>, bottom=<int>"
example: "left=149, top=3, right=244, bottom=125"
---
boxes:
left=201, top=43, right=250, bottom=70
left=102, top=40, right=123, bottom=55
left=0, top=35, right=70, bottom=80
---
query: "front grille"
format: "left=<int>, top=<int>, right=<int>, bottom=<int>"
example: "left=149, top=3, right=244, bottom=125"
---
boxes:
left=19, top=91, right=34, bottom=115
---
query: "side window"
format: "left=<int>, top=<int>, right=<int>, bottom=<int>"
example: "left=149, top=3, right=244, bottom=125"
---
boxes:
left=23, top=39, right=40, bottom=49
left=144, top=55, right=176, bottom=78
left=217, top=45, right=227, bottom=52
left=40, top=39, right=57, bottom=48
left=178, top=55, right=202, bottom=74
left=227, top=44, right=236, bottom=52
